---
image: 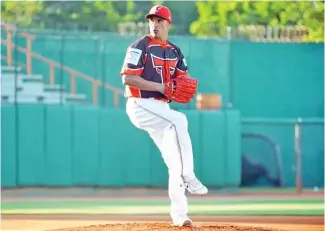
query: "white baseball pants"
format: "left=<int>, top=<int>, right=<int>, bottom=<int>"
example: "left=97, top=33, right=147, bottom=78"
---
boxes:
left=126, top=97, right=196, bottom=218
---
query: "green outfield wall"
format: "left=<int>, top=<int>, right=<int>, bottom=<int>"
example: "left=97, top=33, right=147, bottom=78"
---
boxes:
left=1, top=105, right=241, bottom=188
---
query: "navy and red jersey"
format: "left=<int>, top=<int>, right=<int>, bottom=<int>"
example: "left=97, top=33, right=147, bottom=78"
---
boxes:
left=120, top=35, right=189, bottom=100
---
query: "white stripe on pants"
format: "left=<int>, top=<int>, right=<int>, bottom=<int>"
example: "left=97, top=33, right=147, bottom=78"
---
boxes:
left=126, top=97, right=195, bottom=218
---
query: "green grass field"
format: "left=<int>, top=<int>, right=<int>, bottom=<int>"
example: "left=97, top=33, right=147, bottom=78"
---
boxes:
left=2, top=198, right=323, bottom=216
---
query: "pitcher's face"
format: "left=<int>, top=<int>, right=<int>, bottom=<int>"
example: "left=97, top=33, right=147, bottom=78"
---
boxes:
left=148, top=16, right=170, bottom=41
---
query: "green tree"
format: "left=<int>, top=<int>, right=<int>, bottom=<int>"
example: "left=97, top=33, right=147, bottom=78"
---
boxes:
left=1, top=0, right=199, bottom=35
left=1, top=0, right=44, bottom=28
left=92, top=1, right=142, bottom=31
left=190, top=1, right=324, bottom=42
left=1, top=0, right=142, bottom=31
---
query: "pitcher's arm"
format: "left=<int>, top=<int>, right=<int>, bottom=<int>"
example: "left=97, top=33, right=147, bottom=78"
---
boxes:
left=122, top=75, right=165, bottom=93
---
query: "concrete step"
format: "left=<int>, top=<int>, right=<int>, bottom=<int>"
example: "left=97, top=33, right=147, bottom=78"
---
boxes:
left=1, top=70, right=88, bottom=105
left=1, top=76, right=24, bottom=86
left=1, top=86, right=23, bottom=95
left=37, top=92, right=86, bottom=102
left=1, top=81, right=65, bottom=94
left=42, top=98, right=66, bottom=104
left=20, top=83, right=45, bottom=94
left=1, top=93, right=67, bottom=105
left=39, top=92, right=87, bottom=100
left=1, top=97, right=66, bottom=105
left=1, top=82, right=44, bottom=94
left=1, top=73, right=44, bottom=83
left=1, top=95, right=44, bottom=104
left=64, top=92, right=87, bottom=101
left=1, top=82, right=23, bottom=92
left=1, top=88, right=86, bottom=100
left=43, top=84, right=65, bottom=92
left=1, top=66, right=21, bottom=74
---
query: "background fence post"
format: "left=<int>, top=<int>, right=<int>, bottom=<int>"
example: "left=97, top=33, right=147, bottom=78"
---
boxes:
left=294, top=117, right=303, bottom=194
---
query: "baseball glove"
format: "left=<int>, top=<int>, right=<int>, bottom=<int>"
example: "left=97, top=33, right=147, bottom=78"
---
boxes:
left=164, top=75, right=198, bottom=103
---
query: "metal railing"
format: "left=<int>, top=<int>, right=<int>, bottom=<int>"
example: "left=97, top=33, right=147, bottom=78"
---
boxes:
left=227, top=25, right=309, bottom=42
left=1, top=21, right=124, bottom=107
left=117, top=22, right=310, bottom=42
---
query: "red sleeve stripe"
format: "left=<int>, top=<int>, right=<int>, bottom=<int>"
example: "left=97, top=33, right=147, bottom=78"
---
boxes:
left=120, top=68, right=143, bottom=76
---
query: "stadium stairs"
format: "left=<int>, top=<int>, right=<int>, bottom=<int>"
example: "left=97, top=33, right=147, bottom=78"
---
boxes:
left=1, top=65, right=88, bottom=105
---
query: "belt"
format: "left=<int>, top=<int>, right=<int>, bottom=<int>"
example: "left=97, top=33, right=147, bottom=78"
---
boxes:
left=129, top=95, right=170, bottom=103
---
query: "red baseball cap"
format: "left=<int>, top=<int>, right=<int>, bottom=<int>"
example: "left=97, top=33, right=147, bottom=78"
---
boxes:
left=145, top=5, right=172, bottom=24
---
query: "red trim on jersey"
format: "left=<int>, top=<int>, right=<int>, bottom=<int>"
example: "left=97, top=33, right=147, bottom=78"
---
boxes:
left=120, top=67, right=143, bottom=76
left=151, top=55, right=177, bottom=83
left=147, top=36, right=177, bottom=83
left=147, top=35, right=168, bottom=46
left=125, top=86, right=141, bottom=98
left=175, top=68, right=188, bottom=77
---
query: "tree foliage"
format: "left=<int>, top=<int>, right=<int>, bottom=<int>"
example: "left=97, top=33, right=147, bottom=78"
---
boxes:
left=1, top=0, right=44, bottom=28
left=190, top=1, right=324, bottom=41
left=1, top=0, right=323, bottom=41
left=1, top=0, right=143, bottom=31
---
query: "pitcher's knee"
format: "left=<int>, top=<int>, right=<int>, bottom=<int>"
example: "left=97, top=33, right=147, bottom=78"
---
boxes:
left=173, top=112, right=188, bottom=130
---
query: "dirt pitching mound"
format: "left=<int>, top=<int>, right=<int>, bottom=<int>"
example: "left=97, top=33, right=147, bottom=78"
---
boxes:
left=51, top=222, right=285, bottom=231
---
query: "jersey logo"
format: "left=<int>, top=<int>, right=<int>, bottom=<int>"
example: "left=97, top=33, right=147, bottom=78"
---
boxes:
left=151, top=54, right=177, bottom=83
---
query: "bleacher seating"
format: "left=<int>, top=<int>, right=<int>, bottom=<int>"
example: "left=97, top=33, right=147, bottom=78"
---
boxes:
left=1, top=65, right=88, bottom=105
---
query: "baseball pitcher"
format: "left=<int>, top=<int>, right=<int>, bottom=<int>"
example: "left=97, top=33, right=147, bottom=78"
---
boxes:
left=120, top=5, right=208, bottom=227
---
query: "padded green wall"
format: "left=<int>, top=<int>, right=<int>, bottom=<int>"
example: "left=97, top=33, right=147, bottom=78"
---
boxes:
left=1, top=105, right=241, bottom=188
left=231, top=42, right=324, bottom=118
left=1, top=105, right=17, bottom=187
left=2, top=105, right=323, bottom=188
